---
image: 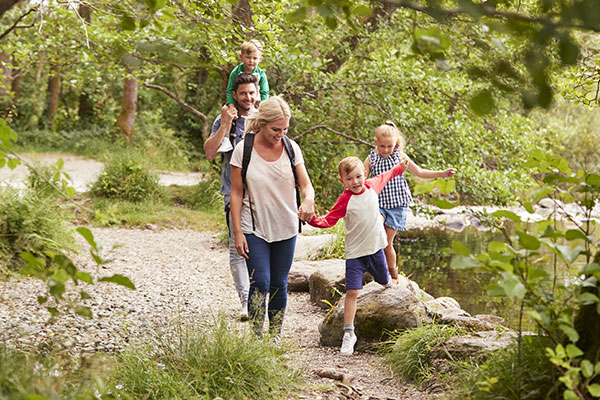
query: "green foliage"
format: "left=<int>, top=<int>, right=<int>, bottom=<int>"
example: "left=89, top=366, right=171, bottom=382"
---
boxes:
left=0, top=345, right=118, bottom=399
left=0, top=187, right=75, bottom=272
left=113, top=318, right=300, bottom=399
left=449, top=152, right=600, bottom=397
left=384, top=323, right=466, bottom=384
left=312, top=222, right=346, bottom=260
left=449, top=336, right=556, bottom=399
left=168, top=168, right=223, bottom=211
left=91, top=154, right=166, bottom=202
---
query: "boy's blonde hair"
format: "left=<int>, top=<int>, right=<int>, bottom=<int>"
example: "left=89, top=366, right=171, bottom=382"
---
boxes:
left=375, top=120, right=405, bottom=150
left=245, top=96, right=290, bottom=134
left=241, top=40, right=263, bottom=55
left=338, top=156, right=364, bottom=178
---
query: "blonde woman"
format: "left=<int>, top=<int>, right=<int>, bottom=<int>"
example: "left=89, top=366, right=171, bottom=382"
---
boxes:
left=230, top=96, right=315, bottom=338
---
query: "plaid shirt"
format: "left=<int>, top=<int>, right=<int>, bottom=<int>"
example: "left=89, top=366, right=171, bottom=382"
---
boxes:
left=368, top=146, right=413, bottom=208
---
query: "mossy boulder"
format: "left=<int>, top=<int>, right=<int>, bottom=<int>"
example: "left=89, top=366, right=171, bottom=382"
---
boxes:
left=319, top=282, right=431, bottom=350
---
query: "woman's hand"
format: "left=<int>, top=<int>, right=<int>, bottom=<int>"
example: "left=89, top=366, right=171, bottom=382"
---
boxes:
left=234, top=231, right=249, bottom=259
left=298, top=198, right=315, bottom=223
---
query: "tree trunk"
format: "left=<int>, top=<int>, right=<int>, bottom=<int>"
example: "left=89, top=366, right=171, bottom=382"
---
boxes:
left=46, top=63, right=61, bottom=129
left=573, top=250, right=600, bottom=365
left=117, top=75, right=138, bottom=142
left=77, top=3, right=93, bottom=120
left=232, top=0, right=253, bottom=28
left=0, top=0, right=20, bottom=18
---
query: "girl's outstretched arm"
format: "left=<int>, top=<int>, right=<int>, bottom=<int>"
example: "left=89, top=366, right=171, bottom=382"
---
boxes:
left=403, top=153, right=456, bottom=179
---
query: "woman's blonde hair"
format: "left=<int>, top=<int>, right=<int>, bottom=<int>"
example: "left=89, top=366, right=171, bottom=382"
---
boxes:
left=245, top=96, right=291, bottom=134
left=338, top=156, right=364, bottom=177
left=375, top=120, right=405, bottom=150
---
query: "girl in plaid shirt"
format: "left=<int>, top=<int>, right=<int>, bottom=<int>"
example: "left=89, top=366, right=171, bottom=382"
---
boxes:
left=364, top=121, right=456, bottom=283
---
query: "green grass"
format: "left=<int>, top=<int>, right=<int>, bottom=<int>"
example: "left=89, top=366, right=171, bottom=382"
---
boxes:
left=113, top=317, right=300, bottom=400
left=447, top=335, right=556, bottom=400
left=0, top=344, right=118, bottom=399
left=383, top=323, right=466, bottom=384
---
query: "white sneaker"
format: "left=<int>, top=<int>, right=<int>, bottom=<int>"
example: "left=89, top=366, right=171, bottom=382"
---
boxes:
left=340, top=332, right=357, bottom=356
left=239, top=303, right=249, bottom=322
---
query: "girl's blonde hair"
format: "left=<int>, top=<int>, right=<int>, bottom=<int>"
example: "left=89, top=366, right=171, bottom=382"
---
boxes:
left=338, top=156, right=364, bottom=177
left=245, top=96, right=291, bottom=134
left=375, top=120, right=405, bottom=150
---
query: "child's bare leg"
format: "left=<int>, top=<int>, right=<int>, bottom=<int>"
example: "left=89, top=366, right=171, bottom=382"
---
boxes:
left=384, top=225, right=399, bottom=283
left=341, top=289, right=360, bottom=355
left=344, top=289, right=359, bottom=325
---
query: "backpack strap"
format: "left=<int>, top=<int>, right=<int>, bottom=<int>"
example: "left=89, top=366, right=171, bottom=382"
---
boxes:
left=241, top=132, right=256, bottom=231
left=282, top=136, right=303, bottom=233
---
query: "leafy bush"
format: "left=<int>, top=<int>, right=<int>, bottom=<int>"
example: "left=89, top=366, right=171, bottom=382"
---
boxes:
left=0, top=187, right=75, bottom=272
left=114, top=318, right=300, bottom=399
left=91, top=154, right=166, bottom=202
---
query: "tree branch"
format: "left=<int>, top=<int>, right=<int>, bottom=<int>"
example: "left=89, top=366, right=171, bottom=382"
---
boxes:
left=143, top=80, right=210, bottom=139
left=0, top=7, right=36, bottom=41
left=294, top=124, right=371, bottom=146
left=376, top=0, right=600, bottom=33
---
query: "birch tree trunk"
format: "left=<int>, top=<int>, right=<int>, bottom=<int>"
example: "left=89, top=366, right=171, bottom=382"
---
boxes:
left=117, top=75, right=138, bottom=142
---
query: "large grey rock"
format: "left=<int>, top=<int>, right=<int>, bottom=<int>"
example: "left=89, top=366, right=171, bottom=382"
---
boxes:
left=429, top=330, right=519, bottom=361
left=288, top=260, right=319, bottom=292
left=425, top=297, right=499, bottom=331
left=294, top=233, right=335, bottom=261
left=308, top=259, right=347, bottom=309
left=319, top=282, right=431, bottom=349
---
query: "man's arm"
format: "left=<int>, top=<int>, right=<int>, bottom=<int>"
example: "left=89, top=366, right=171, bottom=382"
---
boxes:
left=204, top=105, right=237, bottom=160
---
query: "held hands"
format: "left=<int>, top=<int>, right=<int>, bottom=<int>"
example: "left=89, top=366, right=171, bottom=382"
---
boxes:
left=400, top=157, right=410, bottom=171
left=298, top=198, right=315, bottom=223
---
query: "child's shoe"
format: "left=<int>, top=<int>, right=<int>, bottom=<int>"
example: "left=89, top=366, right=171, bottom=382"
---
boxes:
left=340, top=332, right=357, bottom=356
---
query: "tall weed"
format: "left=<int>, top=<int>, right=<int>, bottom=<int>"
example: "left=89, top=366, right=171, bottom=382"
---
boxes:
left=114, top=318, right=300, bottom=399
left=384, top=323, right=465, bottom=384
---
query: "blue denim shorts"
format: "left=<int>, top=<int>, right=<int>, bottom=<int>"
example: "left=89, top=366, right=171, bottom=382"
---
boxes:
left=345, top=249, right=390, bottom=290
left=380, top=206, right=408, bottom=231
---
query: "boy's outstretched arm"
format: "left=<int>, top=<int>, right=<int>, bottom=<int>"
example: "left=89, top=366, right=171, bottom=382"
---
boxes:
left=367, top=160, right=408, bottom=195
left=308, top=191, right=351, bottom=229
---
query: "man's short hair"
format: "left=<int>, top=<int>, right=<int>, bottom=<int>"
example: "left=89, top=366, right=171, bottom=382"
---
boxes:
left=232, top=72, right=259, bottom=93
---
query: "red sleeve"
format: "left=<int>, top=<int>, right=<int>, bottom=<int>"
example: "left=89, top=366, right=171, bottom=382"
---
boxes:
left=367, top=163, right=405, bottom=194
left=309, top=190, right=351, bottom=228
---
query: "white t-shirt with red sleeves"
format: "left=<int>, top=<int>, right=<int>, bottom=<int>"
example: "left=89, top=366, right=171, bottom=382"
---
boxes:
left=309, top=163, right=405, bottom=259
left=230, top=138, right=304, bottom=243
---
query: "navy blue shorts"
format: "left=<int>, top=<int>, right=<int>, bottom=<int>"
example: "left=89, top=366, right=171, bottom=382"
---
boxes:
left=380, top=206, right=408, bottom=231
left=345, top=249, right=391, bottom=290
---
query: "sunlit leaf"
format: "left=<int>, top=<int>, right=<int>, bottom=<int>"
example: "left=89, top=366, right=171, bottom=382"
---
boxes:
left=434, top=198, right=457, bottom=209
left=450, top=254, right=479, bottom=269
left=565, top=229, right=591, bottom=242
left=517, top=231, right=540, bottom=250
left=99, top=274, right=136, bottom=290
left=452, top=240, right=470, bottom=256
left=75, top=306, right=93, bottom=319
left=491, top=210, right=521, bottom=223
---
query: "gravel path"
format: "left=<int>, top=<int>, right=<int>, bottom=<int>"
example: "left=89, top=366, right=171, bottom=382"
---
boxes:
left=0, top=227, right=434, bottom=400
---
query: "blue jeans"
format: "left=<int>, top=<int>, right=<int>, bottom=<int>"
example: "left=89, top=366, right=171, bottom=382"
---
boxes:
left=245, top=233, right=296, bottom=337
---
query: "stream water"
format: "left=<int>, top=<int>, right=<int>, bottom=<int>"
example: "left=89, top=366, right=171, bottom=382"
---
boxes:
left=396, top=224, right=596, bottom=330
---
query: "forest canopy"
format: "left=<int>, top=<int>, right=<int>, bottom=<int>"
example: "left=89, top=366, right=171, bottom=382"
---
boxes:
left=0, top=0, right=599, bottom=206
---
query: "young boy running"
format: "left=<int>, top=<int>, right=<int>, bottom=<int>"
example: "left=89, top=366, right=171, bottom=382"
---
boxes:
left=308, top=156, right=408, bottom=355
